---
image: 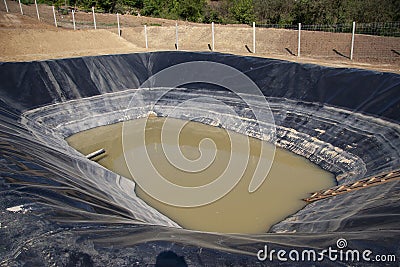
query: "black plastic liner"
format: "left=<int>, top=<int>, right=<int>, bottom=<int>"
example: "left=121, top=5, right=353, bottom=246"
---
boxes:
left=0, top=52, right=399, bottom=266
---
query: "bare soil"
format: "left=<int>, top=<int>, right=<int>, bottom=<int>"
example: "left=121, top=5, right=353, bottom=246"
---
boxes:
left=0, top=16, right=143, bottom=61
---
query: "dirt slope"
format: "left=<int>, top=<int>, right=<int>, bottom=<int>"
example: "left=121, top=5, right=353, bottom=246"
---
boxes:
left=0, top=12, right=144, bottom=62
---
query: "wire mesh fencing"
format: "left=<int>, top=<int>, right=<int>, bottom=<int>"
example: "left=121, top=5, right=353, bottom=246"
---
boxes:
left=254, top=24, right=299, bottom=56
left=252, top=22, right=400, bottom=63
left=1, top=0, right=399, bottom=65
left=353, top=22, right=400, bottom=61
left=301, top=24, right=353, bottom=59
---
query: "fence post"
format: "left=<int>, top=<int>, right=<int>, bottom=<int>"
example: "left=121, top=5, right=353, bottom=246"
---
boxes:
left=72, top=9, right=76, bottom=30
left=297, top=23, right=301, bottom=57
left=34, top=0, right=40, bottom=20
left=253, top=22, right=256, bottom=53
left=350, top=21, right=356, bottom=60
left=92, top=6, right=96, bottom=29
left=18, top=0, right=23, bottom=15
left=117, top=13, right=121, bottom=37
left=3, top=0, right=8, bottom=13
left=211, top=22, right=215, bottom=51
left=52, top=6, right=57, bottom=27
left=144, top=25, right=148, bottom=49
left=175, top=22, right=179, bottom=50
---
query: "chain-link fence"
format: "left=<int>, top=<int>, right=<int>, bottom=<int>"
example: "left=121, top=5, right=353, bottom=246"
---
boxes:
left=1, top=0, right=399, bottom=65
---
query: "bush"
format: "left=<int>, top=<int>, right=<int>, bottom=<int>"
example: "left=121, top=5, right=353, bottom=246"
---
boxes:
left=179, top=0, right=204, bottom=22
left=229, top=0, right=255, bottom=25
left=142, top=0, right=206, bottom=22
left=204, top=7, right=222, bottom=23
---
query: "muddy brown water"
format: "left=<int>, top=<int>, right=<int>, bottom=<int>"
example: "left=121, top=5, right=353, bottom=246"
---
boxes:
left=66, top=117, right=336, bottom=234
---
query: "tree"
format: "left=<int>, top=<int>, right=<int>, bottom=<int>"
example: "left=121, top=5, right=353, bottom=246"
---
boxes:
left=229, top=0, right=255, bottom=24
left=171, top=0, right=206, bottom=22
left=98, top=0, right=117, bottom=12
left=142, top=0, right=206, bottom=22
left=142, top=0, right=164, bottom=16
left=254, top=0, right=294, bottom=24
left=204, top=5, right=223, bottom=23
left=345, top=0, right=399, bottom=23
left=43, top=0, right=400, bottom=23
left=121, top=0, right=143, bottom=9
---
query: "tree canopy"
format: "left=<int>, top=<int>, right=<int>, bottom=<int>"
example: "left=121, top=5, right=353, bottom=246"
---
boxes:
left=39, top=0, right=400, bottom=24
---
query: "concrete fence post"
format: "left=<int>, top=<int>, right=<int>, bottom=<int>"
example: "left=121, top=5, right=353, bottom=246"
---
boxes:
left=117, top=13, right=121, bottom=37
left=52, top=6, right=57, bottom=27
left=92, top=6, right=96, bottom=29
left=175, top=22, right=179, bottom=50
left=72, top=9, right=76, bottom=30
left=144, top=25, right=148, bottom=49
left=18, top=0, right=23, bottom=15
left=34, top=0, right=40, bottom=20
left=253, top=21, right=256, bottom=53
left=350, top=21, right=356, bottom=60
left=211, top=22, right=215, bottom=51
left=3, top=0, right=8, bottom=13
left=297, top=23, right=301, bottom=57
